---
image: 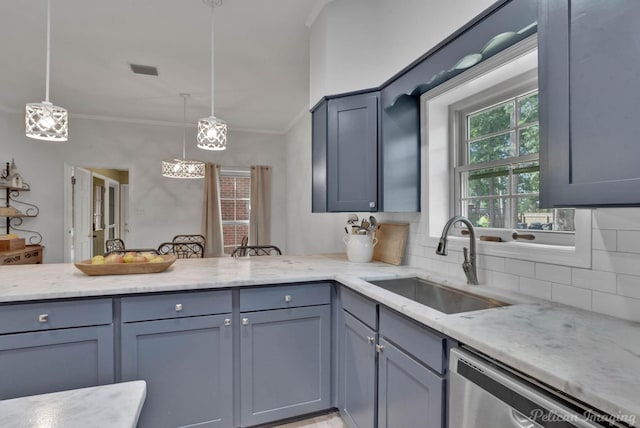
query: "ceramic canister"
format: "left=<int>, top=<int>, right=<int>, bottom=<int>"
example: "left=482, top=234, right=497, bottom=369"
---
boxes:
left=343, top=234, right=378, bottom=263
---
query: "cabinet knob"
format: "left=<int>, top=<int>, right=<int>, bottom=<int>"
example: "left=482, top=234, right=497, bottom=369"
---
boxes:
left=38, top=314, right=49, bottom=323
left=369, top=201, right=376, bottom=208
left=224, top=318, right=232, bottom=326
left=367, top=336, right=375, bottom=345
left=242, top=318, right=249, bottom=326
left=375, top=344, right=384, bottom=353
left=175, top=304, right=183, bottom=312
left=284, top=295, right=292, bottom=303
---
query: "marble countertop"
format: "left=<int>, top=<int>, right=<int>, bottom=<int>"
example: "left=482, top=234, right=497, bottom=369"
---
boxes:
left=1, top=254, right=638, bottom=427
left=0, top=381, right=146, bottom=428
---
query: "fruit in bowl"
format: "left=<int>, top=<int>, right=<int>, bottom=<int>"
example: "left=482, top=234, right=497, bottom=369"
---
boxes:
left=91, top=255, right=105, bottom=265
left=104, top=254, right=124, bottom=264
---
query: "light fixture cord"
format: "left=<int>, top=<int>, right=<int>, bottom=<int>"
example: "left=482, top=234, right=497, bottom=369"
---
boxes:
left=182, top=94, right=187, bottom=160
left=210, top=4, right=215, bottom=116
left=45, top=0, right=51, bottom=102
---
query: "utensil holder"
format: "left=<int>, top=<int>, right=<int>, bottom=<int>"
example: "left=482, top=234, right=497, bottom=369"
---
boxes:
left=343, top=234, right=378, bottom=263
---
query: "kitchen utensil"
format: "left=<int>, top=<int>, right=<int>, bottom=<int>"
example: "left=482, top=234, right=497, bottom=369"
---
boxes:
left=368, top=216, right=377, bottom=232
left=347, top=214, right=359, bottom=225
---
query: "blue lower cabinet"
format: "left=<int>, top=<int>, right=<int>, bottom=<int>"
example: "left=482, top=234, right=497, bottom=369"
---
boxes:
left=377, top=338, right=444, bottom=428
left=240, top=305, right=331, bottom=427
left=121, top=314, right=233, bottom=428
left=0, top=325, right=114, bottom=400
left=340, top=311, right=377, bottom=428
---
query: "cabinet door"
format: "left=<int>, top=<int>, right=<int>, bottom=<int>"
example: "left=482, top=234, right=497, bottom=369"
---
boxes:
left=539, top=0, right=640, bottom=206
left=377, top=338, right=444, bottom=428
left=240, top=305, right=331, bottom=427
left=0, top=325, right=114, bottom=399
left=121, top=314, right=233, bottom=428
left=340, top=311, right=377, bottom=428
left=312, top=101, right=328, bottom=213
left=327, top=92, right=379, bottom=212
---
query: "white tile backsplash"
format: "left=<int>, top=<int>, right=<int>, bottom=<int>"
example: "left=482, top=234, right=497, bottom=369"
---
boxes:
left=591, top=229, right=617, bottom=251
left=551, top=283, right=592, bottom=310
left=535, top=263, right=572, bottom=285
left=616, top=230, right=640, bottom=254
left=519, top=277, right=552, bottom=300
left=592, top=292, right=640, bottom=323
left=617, top=275, right=640, bottom=300
left=571, top=268, right=617, bottom=294
left=592, top=250, right=640, bottom=276
left=504, top=258, right=535, bottom=278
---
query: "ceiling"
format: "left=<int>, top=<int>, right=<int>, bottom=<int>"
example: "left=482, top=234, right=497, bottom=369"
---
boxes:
left=0, top=0, right=324, bottom=134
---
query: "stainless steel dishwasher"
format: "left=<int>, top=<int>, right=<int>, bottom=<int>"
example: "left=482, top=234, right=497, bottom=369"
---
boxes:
left=449, top=347, right=627, bottom=428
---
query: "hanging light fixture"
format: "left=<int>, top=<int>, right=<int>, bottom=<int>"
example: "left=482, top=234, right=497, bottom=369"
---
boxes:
left=25, top=0, right=68, bottom=142
left=162, top=94, right=206, bottom=179
left=197, top=0, right=227, bottom=151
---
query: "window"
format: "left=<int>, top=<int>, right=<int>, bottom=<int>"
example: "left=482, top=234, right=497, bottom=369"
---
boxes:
left=220, top=170, right=250, bottom=255
left=452, top=84, right=575, bottom=244
left=421, top=37, right=591, bottom=267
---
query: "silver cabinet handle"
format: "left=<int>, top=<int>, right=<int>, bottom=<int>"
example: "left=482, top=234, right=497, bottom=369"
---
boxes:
left=38, top=314, right=49, bottom=323
left=224, top=318, right=231, bottom=326
left=367, top=336, right=375, bottom=345
left=375, top=344, right=384, bottom=353
left=242, top=318, right=249, bottom=326
left=175, top=304, right=183, bottom=312
left=284, top=295, right=292, bottom=303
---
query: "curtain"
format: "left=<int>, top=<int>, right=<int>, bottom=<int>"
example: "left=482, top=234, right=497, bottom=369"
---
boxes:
left=201, top=163, right=224, bottom=257
left=249, top=165, right=271, bottom=246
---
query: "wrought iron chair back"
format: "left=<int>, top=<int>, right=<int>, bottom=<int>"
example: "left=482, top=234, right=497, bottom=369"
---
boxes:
left=172, top=234, right=206, bottom=247
left=105, top=238, right=125, bottom=253
left=230, top=245, right=282, bottom=258
left=157, top=242, right=204, bottom=259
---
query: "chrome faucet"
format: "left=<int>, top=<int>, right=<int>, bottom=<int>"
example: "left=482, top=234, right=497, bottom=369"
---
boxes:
left=435, top=216, right=479, bottom=285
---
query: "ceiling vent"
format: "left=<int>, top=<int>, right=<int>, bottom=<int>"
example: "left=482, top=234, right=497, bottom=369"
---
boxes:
left=129, top=63, right=159, bottom=76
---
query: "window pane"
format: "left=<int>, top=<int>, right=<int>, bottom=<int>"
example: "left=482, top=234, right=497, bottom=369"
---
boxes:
left=516, top=197, right=575, bottom=232
left=221, top=200, right=235, bottom=221
left=236, top=177, right=250, bottom=198
left=469, top=132, right=515, bottom=163
left=468, top=101, right=514, bottom=139
left=518, top=124, right=539, bottom=156
left=220, top=176, right=235, bottom=199
left=236, top=200, right=250, bottom=221
left=518, top=92, right=538, bottom=125
left=466, top=167, right=509, bottom=197
left=513, top=162, right=540, bottom=194
left=223, top=224, right=236, bottom=246
left=464, top=198, right=508, bottom=228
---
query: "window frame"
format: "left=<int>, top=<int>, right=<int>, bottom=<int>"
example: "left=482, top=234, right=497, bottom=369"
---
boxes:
left=420, top=35, right=591, bottom=268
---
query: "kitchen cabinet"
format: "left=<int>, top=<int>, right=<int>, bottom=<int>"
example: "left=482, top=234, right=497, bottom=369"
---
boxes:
left=312, top=92, right=380, bottom=213
left=339, top=287, right=446, bottom=428
left=539, top=0, right=640, bottom=207
left=120, top=290, right=233, bottom=428
left=0, top=299, right=114, bottom=400
left=239, top=283, right=332, bottom=427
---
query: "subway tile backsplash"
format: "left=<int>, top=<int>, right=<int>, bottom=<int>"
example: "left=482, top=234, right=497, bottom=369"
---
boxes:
left=385, top=208, right=640, bottom=323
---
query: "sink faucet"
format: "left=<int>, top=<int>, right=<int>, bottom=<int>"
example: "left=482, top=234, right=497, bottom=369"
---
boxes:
left=435, top=216, right=479, bottom=285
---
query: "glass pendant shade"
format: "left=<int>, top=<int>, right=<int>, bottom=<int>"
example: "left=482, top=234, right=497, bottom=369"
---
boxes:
left=25, top=0, right=68, bottom=142
left=162, top=93, right=205, bottom=179
left=197, top=116, right=227, bottom=150
left=25, top=101, right=68, bottom=141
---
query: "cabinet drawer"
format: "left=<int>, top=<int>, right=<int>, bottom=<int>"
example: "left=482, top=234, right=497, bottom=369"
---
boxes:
left=240, top=283, right=331, bottom=312
left=341, top=286, right=377, bottom=330
left=0, top=299, right=112, bottom=335
left=379, top=307, right=445, bottom=374
left=121, top=290, right=232, bottom=323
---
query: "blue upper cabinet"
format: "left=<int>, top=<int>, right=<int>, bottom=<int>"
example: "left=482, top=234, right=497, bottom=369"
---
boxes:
left=539, top=0, right=640, bottom=207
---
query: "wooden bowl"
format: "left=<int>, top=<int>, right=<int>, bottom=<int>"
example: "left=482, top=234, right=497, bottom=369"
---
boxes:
left=74, top=255, right=177, bottom=276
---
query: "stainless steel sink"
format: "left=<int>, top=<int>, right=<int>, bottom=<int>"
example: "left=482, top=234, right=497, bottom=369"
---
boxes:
left=369, top=277, right=510, bottom=314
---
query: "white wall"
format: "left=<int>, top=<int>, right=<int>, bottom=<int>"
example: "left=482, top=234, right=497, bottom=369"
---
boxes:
left=2, top=111, right=286, bottom=263
left=310, top=0, right=495, bottom=105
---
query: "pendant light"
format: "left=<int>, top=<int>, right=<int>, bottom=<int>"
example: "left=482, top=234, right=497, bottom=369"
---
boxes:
left=162, top=94, right=206, bottom=179
left=25, top=0, right=68, bottom=142
left=197, top=0, right=227, bottom=151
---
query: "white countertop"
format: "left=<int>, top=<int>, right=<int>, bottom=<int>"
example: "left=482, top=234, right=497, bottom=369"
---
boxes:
left=0, top=381, right=146, bottom=428
left=1, top=254, right=638, bottom=427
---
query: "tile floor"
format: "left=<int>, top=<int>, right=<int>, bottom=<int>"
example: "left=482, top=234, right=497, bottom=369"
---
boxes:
left=271, top=411, right=347, bottom=428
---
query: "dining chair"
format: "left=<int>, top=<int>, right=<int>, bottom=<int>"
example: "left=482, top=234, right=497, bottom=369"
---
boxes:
left=105, top=238, right=125, bottom=253
left=230, top=245, right=282, bottom=258
left=158, top=242, right=204, bottom=259
left=172, top=234, right=206, bottom=247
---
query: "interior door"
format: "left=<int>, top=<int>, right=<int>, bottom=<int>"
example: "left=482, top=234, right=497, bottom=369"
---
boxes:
left=73, top=167, right=92, bottom=261
left=120, top=184, right=130, bottom=244
left=105, top=179, right=119, bottom=241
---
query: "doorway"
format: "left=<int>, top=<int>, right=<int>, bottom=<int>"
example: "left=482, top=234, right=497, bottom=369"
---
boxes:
left=63, top=165, right=129, bottom=262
